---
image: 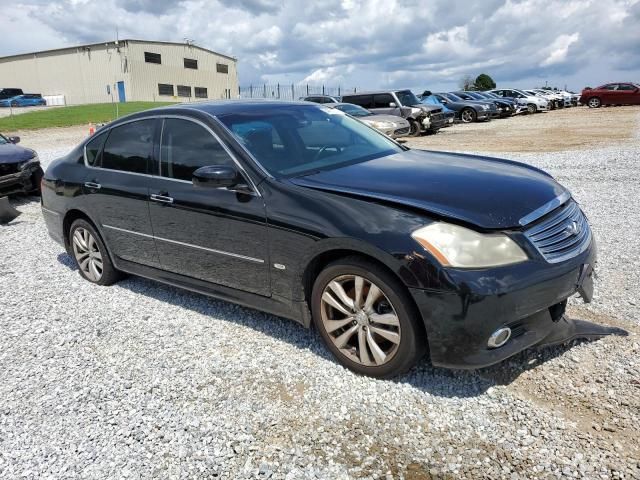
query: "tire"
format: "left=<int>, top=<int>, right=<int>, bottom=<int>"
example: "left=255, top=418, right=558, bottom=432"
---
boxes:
left=28, top=166, right=44, bottom=195
left=587, top=97, right=601, bottom=108
left=527, top=103, right=537, bottom=114
left=408, top=120, right=421, bottom=137
left=460, top=108, right=476, bottom=123
left=10, top=101, right=18, bottom=107
left=69, top=219, right=121, bottom=286
left=311, top=256, right=426, bottom=378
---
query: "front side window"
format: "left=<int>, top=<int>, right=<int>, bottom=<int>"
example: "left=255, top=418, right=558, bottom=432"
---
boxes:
left=85, top=131, right=108, bottom=166
left=101, top=120, right=155, bottom=174
left=219, top=105, right=402, bottom=178
left=160, top=118, right=234, bottom=182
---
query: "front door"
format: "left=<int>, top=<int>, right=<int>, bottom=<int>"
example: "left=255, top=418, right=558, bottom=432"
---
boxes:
left=82, top=118, right=160, bottom=267
left=117, top=81, right=126, bottom=103
left=147, top=117, right=270, bottom=296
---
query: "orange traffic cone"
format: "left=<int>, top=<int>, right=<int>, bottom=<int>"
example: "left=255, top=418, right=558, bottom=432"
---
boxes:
left=88, top=123, right=95, bottom=136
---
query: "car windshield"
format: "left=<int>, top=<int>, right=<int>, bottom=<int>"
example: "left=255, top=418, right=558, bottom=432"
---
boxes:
left=218, top=105, right=402, bottom=178
left=443, top=92, right=463, bottom=101
left=465, top=92, right=483, bottom=100
left=334, top=104, right=372, bottom=117
left=394, top=90, right=421, bottom=106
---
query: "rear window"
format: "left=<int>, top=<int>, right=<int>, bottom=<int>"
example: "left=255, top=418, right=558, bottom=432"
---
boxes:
left=85, top=132, right=108, bottom=167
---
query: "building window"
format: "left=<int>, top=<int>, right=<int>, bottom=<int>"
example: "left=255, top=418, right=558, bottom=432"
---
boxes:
left=177, top=85, right=192, bottom=97
left=158, top=84, right=174, bottom=96
left=194, top=87, right=208, bottom=98
left=144, top=52, right=162, bottom=64
left=216, top=63, right=229, bottom=74
left=184, top=58, right=198, bottom=69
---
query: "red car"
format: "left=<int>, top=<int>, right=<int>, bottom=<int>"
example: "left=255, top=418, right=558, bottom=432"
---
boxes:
left=580, top=83, right=640, bottom=108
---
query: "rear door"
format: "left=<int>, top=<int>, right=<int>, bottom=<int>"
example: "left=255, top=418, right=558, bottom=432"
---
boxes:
left=82, top=118, right=161, bottom=268
left=146, top=117, right=270, bottom=296
left=616, top=83, right=640, bottom=105
left=370, top=93, right=398, bottom=115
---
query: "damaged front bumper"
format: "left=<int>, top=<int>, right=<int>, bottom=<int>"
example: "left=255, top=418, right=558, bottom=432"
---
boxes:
left=0, top=161, right=43, bottom=196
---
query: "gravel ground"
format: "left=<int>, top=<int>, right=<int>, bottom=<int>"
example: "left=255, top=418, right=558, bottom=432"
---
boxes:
left=1, top=110, right=639, bottom=479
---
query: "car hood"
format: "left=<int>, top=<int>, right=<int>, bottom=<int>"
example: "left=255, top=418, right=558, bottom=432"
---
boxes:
left=360, top=114, right=408, bottom=125
left=0, top=144, right=35, bottom=164
left=289, top=149, right=566, bottom=230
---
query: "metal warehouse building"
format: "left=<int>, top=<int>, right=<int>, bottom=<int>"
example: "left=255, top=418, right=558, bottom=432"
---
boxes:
left=0, top=39, right=238, bottom=105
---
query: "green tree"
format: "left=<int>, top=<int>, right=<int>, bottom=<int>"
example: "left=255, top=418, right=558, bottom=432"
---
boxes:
left=474, top=73, right=496, bottom=91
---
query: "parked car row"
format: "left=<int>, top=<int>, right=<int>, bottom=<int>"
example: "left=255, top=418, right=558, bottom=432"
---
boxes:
left=0, top=88, right=46, bottom=107
left=301, top=86, right=582, bottom=137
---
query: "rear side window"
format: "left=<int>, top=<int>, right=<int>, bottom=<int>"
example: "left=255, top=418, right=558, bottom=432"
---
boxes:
left=343, top=95, right=373, bottom=108
left=102, top=120, right=155, bottom=174
left=160, top=118, right=234, bottom=182
left=85, top=132, right=108, bottom=166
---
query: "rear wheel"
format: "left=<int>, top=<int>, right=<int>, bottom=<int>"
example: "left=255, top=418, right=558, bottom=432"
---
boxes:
left=10, top=101, right=18, bottom=107
left=587, top=97, right=601, bottom=108
left=311, top=257, right=426, bottom=378
left=69, top=219, right=121, bottom=286
left=460, top=108, right=476, bottom=123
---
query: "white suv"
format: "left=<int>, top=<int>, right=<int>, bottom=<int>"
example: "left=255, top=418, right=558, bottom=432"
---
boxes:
left=490, top=88, right=549, bottom=113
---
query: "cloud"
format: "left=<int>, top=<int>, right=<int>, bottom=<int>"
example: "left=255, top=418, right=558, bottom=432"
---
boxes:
left=0, top=0, right=639, bottom=92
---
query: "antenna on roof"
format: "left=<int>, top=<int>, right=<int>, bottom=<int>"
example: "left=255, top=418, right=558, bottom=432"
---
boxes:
left=115, top=27, right=119, bottom=46
left=184, top=37, right=194, bottom=47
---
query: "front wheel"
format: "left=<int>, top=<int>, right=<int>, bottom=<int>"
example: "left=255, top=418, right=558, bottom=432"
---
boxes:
left=408, top=120, right=421, bottom=137
left=311, top=257, right=426, bottom=378
left=587, top=97, right=601, bottom=108
left=527, top=103, right=537, bottom=114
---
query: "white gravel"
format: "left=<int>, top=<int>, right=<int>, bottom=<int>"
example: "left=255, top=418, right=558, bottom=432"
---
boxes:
left=1, top=131, right=639, bottom=479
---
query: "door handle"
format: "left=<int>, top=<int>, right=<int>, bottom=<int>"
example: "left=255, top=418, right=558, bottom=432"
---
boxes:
left=84, top=181, right=101, bottom=189
left=150, top=194, right=174, bottom=204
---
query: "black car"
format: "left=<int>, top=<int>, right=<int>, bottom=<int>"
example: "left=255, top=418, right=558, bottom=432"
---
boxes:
left=455, top=91, right=514, bottom=118
left=42, top=100, right=599, bottom=378
left=432, top=92, right=492, bottom=123
left=0, top=133, right=43, bottom=195
left=0, top=88, right=24, bottom=101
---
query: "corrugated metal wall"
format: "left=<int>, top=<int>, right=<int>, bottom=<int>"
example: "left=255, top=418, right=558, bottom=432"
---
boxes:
left=0, top=41, right=238, bottom=105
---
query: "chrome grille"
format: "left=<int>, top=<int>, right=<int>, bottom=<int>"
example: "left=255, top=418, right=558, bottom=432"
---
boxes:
left=524, top=200, right=591, bottom=263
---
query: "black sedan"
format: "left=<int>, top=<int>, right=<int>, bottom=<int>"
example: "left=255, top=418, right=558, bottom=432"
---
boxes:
left=42, top=100, right=604, bottom=377
left=455, top=91, right=515, bottom=118
left=432, top=92, right=492, bottom=123
left=0, top=133, right=43, bottom=195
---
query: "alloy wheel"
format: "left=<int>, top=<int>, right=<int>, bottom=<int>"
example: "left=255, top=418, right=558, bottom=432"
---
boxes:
left=461, top=109, right=474, bottom=123
left=588, top=97, right=601, bottom=108
left=72, top=227, right=103, bottom=282
left=320, top=274, right=401, bottom=367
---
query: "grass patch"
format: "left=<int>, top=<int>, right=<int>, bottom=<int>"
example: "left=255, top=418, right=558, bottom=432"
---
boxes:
left=0, top=102, right=173, bottom=131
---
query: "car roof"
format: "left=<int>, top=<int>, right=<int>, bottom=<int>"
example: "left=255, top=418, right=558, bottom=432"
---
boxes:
left=153, top=99, right=316, bottom=116
left=342, top=89, right=412, bottom=95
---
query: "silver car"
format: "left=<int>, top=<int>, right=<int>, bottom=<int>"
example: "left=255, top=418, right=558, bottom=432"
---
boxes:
left=327, top=103, right=411, bottom=139
left=490, top=88, right=550, bottom=113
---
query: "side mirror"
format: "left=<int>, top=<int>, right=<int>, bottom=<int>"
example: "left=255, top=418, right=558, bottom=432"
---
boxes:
left=389, top=102, right=397, bottom=108
left=8, top=136, right=20, bottom=144
left=193, top=165, right=241, bottom=189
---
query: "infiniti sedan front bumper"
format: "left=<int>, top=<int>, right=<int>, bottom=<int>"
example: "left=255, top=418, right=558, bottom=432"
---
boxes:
left=410, top=238, right=626, bottom=369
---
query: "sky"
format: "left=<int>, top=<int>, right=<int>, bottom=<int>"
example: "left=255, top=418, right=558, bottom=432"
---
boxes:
left=1, top=0, right=639, bottom=93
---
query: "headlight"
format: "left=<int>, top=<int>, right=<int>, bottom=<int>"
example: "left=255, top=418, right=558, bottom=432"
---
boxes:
left=411, top=222, right=528, bottom=268
left=18, top=154, right=39, bottom=170
left=480, top=105, right=489, bottom=110
left=369, top=121, right=394, bottom=129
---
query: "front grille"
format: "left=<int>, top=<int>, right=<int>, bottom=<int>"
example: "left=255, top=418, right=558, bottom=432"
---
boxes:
left=430, top=112, right=445, bottom=122
left=524, top=200, right=591, bottom=263
left=394, top=127, right=409, bottom=135
left=0, top=162, right=20, bottom=176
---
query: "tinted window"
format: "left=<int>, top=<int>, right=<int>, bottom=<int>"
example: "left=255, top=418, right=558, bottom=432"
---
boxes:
left=618, top=84, right=636, bottom=91
left=102, top=120, right=155, bottom=174
left=343, top=95, right=373, bottom=108
left=85, top=132, right=108, bottom=167
left=144, top=52, right=161, bottom=64
left=158, top=84, right=174, bottom=96
left=216, top=63, right=229, bottom=74
left=184, top=58, right=198, bottom=69
left=219, top=105, right=401, bottom=177
left=373, top=94, right=394, bottom=108
left=160, top=119, right=234, bottom=181
left=194, top=87, right=208, bottom=98
left=177, top=85, right=191, bottom=97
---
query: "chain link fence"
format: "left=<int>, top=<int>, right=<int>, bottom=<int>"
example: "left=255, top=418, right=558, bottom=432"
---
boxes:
left=238, top=84, right=360, bottom=100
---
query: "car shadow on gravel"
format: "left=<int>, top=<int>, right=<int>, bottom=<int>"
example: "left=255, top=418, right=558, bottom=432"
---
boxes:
left=55, top=252, right=599, bottom=399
